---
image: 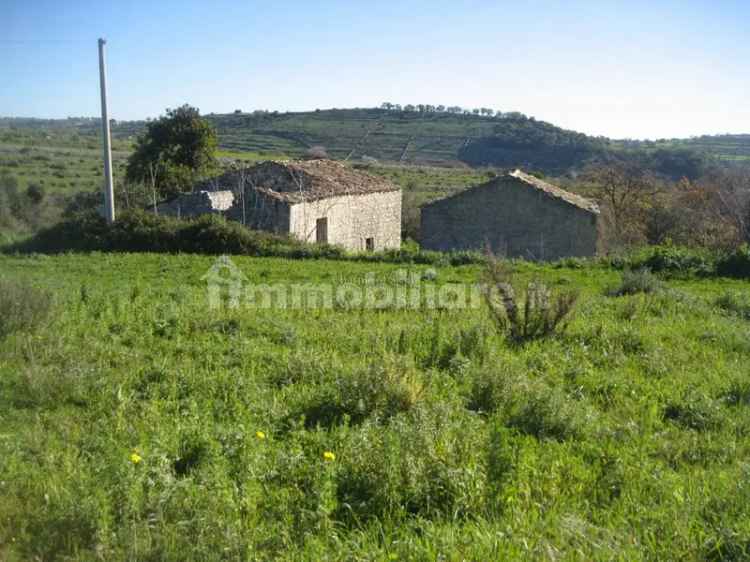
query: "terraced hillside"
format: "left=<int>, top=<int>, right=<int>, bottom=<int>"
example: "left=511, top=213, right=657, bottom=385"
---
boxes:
left=664, top=135, right=750, bottom=163
left=208, top=108, right=504, bottom=164
left=2, top=111, right=749, bottom=202
left=0, top=127, right=131, bottom=194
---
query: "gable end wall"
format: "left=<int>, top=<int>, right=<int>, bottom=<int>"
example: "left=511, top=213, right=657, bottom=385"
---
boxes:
left=289, top=191, right=401, bottom=251
left=421, top=178, right=598, bottom=260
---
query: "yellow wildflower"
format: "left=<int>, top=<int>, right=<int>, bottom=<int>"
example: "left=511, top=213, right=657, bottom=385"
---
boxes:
left=130, top=452, right=142, bottom=464
left=255, top=431, right=266, bottom=440
left=323, top=451, right=336, bottom=462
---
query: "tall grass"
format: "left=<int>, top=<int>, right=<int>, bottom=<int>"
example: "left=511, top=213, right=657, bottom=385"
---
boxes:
left=0, top=278, right=52, bottom=339
left=2, top=252, right=750, bottom=560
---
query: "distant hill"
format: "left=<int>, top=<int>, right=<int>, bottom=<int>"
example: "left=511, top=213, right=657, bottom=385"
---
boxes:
left=207, top=108, right=608, bottom=173
left=2, top=109, right=749, bottom=178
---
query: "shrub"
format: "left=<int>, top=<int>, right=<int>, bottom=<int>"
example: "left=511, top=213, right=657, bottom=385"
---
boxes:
left=6, top=209, right=487, bottom=266
left=482, top=253, right=578, bottom=343
left=717, top=245, right=750, bottom=278
left=297, top=362, right=424, bottom=428
left=26, top=183, right=45, bottom=205
left=0, top=279, right=53, bottom=339
left=607, top=268, right=662, bottom=296
left=506, top=385, right=586, bottom=441
left=663, top=395, right=723, bottom=432
left=631, top=245, right=715, bottom=276
left=8, top=210, right=312, bottom=256
left=715, top=291, right=750, bottom=320
left=467, top=365, right=588, bottom=441
left=333, top=406, right=485, bottom=524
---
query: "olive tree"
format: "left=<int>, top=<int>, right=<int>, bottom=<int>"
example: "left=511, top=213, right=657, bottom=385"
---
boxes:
left=125, top=104, right=218, bottom=198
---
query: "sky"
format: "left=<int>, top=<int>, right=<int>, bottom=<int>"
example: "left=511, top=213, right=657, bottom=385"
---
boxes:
left=1, top=0, right=749, bottom=140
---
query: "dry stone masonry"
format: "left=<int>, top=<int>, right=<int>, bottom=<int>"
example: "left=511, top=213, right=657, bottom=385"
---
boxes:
left=420, top=169, right=600, bottom=260
left=156, top=190, right=234, bottom=218
left=158, top=159, right=402, bottom=251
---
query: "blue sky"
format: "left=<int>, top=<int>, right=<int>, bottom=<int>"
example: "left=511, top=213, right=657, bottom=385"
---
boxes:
left=2, top=0, right=748, bottom=139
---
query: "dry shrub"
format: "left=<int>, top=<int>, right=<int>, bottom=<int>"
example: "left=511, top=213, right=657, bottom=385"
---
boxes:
left=482, top=252, right=578, bottom=343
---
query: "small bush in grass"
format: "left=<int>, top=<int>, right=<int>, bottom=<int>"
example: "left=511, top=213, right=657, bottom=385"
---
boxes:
left=632, top=245, right=715, bottom=276
left=717, top=245, right=750, bottom=278
left=715, top=291, right=750, bottom=320
left=333, top=405, right=485, bottom=524
left=0, top=278, right=53, bottom=339
left=298, top=362, right=424, bottom=428
left=482, top=252, right=578, bottom=343
left=507, top=385, right=586, bottom=441
left=663, top=395, right=723, bottom=432
left=722, top=379, right=750, bottom=407
left=607, top=268, right=662, bottom=296
left=467, top=365, right=588, bottom=441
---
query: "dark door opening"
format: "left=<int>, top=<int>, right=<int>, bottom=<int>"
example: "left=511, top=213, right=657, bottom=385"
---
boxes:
left=365, top=237, right=375, bottom=251
left=316, top=217, right=328, bottom=243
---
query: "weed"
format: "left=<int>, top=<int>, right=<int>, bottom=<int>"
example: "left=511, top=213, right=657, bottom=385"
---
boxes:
left=482, top=253, right=578, bottom=342
left=607, top=268, right=662, bottom=296
left=0, top=278, right=53, bottom=339
left=715, top=291, right=750, bottom=320
left=663, top=394, right=723, bottom=431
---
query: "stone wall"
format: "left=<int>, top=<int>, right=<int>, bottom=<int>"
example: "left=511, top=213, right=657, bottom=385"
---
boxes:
left=156, top=185, right=401, bottom=252
left=226, top=190, right=291, bottom=234
left=289, top=190, right=402, bottom=251
left=421, top=177, right=599, bottom=260
left=156, top=191, right=234, bottom=218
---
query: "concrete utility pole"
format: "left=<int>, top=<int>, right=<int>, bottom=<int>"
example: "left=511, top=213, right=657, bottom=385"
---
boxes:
left=98, top=38, right=115, bottom=223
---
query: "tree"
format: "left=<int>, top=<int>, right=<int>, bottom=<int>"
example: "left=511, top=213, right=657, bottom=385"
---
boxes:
left=26, top=183, right=45, bottom=205
left=125, top=104, right=218, bottom=198
left=583, top=163, right=660, bottom=247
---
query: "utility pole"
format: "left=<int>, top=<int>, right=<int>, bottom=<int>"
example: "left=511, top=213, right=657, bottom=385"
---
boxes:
left=98, top=38, right=115, bottom=223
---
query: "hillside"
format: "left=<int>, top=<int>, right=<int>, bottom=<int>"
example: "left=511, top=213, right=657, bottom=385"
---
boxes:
left=5, top=109, right=748, bottom=179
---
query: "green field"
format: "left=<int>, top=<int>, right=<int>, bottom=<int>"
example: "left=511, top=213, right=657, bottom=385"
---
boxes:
left=631, top=135, right=750, bottom=163
left=2, top=252, right=750, bottom=560
left=0, top=128, right=131, bottom=195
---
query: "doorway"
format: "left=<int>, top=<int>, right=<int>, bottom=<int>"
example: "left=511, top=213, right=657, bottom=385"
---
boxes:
left=316, top=217, right=328, bottom=243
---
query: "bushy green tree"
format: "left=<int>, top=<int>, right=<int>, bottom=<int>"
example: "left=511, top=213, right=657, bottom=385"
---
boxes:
left=125, top=104, right=218, bottom=198
left=26, top=183, right=45, bottom=205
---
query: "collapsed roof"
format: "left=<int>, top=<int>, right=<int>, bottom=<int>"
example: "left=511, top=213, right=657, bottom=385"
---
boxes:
left=198, top=159, right=400, bottom=204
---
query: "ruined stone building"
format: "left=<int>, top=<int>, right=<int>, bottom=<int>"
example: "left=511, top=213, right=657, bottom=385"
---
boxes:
left=156, top=190, right=234, bottom=217
left=159, top=160, right=402, bottom=251
left=420, top=170, right=599, bottom=260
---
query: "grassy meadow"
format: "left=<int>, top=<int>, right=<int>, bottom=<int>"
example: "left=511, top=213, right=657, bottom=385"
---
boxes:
left=2, top=252, right=750, bottom=560
left=0, top=128, right=132, bottom=195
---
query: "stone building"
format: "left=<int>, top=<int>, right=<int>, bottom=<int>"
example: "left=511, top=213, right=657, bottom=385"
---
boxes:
left=156, top=190, right=234, bottom=217
left=160, top=160, right=402, bottom=251
left=420, top=169, right=599, bottom=260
